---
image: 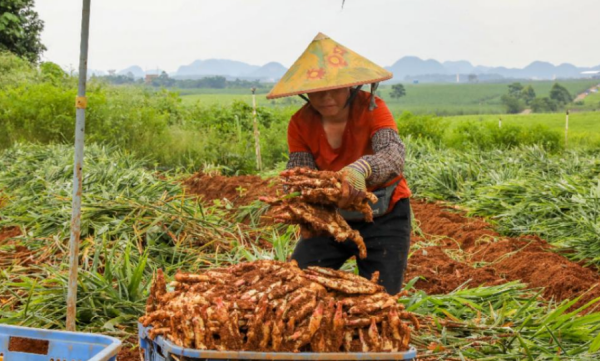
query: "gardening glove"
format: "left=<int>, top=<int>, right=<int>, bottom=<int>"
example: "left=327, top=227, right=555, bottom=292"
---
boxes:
left=338, top=159, right=372, bottom=209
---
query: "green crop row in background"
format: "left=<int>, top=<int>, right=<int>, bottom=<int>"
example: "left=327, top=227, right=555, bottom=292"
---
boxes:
left=180, top=80, right=600, bottom=116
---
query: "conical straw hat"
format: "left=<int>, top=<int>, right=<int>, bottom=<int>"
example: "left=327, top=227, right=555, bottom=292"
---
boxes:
left=267, top=33, right=392, bottom=99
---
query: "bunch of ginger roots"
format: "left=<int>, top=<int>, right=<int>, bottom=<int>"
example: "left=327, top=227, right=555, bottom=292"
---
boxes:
left=261, top=168, right=378, bottom=259
left=140, top=260, right=418, bottom=353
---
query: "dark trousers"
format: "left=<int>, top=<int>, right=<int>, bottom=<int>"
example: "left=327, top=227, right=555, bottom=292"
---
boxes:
left=291, top=198, right=411, bottom=295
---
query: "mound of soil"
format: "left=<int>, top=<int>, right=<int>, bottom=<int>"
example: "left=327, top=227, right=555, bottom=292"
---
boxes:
left=0, top=227, right=20, bottom=244
left=183, top=173, right=282, bottom=206
left=407, top=202, right=600, bottom=309
left=183, top=173, right=600, bottom=309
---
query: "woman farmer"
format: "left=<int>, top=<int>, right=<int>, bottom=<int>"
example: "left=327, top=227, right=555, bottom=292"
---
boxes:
left=267, top=33, right=411, bottom=295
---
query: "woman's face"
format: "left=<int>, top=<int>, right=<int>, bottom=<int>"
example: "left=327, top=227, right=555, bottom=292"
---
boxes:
left=307, top=87, right=351, bottom=118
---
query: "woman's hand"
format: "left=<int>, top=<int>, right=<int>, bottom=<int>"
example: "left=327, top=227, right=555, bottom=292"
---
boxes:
left=338, top=159, right=371, bottom=208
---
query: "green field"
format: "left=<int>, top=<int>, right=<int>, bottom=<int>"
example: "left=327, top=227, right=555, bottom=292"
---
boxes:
left=380, top=80, right=599, bottom=115
left=181, top=92, right=255, bottom=106
left=447, top=111, right=599, bottom=129
left=586, top=90, right=600, bottom=105
left=179, top=79, right=600, bottom=116
left=446, top=111, right=600, bottom=139
left=4, top=50, right=600, bottom=360
left=572, top=87, right=600, bottom=111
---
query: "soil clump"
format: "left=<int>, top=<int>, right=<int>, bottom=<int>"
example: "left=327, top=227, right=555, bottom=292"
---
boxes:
left=8, top=336, right=49, bottom=355
left=184, top=173, right=282, bottom=206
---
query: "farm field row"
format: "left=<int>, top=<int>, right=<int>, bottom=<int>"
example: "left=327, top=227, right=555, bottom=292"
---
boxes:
left=179, top=79, right=600, bottom=116
left=2, top=141, right=600, bottom=359
left=572, top=87, right=600, bottom=111
left=443, top=111, right=600, bottom=147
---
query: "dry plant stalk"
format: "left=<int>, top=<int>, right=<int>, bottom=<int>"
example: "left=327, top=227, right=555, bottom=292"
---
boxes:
left=261, top=168, right=378, bottom=259
left=140, top=260, right=418, bottom=353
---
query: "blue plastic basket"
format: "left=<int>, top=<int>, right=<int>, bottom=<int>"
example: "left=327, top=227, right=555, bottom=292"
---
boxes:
left=0, top=324, right=121, bottom=361
left=139, top=323, right=416, bottom=361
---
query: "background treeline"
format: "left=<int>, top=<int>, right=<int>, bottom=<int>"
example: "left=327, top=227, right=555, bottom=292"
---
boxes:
left=501, top=81, right=575, bottom=113
left=98, top=71, right=268, bottom=90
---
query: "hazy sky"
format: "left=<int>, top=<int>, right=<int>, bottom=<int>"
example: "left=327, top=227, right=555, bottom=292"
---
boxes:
left=35, top=0, right=600, bottom=73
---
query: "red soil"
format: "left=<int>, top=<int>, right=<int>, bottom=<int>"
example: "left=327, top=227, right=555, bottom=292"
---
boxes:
left=406, top=202, right=600, bottom=309
left=8, top=336, right=49, bottom=355
left=183, top=173, right=283, bottom=206
left=0, top=226, right=20, bottom=244
left=183, top=173, right=600, bottom=309
left=0, top=227, right=34, bottom=268
left=117, top=337, right=142, bottom=361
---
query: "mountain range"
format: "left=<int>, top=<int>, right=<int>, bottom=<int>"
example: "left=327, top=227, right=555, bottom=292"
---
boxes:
left=385, top=57, right=600, bottom=82
left=102, top=57, right=600, bottom=82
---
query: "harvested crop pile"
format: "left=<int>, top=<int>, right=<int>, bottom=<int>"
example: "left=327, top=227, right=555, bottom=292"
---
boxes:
left=140, top=260, right=418, bottom=353
left=260, top=168, right=377, bottom=259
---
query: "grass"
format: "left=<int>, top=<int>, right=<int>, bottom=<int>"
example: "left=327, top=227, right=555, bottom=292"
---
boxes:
left=404, top=137, right=600, bottom=265
left=177, top=88, right=270, bottom=96
left=181, top=93, right=254, bottom=106
left=584, top=89, right=600, bottom=106
left=3, top=53, right=600, bottom=358
left=2, top=143, right=600, bottom=359
left=443, top=111, right=600, bottom=148
left=572, top=87, right=600, bottom=112
left=404, top=281, right=600, bottom=360
left=179, top=79, right=600, bottom=116
left=180, top=92, right=304, bottom=110
left=0, top=144, right=285, bottom=331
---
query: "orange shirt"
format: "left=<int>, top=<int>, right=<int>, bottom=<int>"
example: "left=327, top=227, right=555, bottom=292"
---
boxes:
left=287, top=91, right=411, bottom=211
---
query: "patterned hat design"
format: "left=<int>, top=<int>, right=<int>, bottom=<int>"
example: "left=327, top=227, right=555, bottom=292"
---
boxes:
left=267, top=32, right=392, bottom=99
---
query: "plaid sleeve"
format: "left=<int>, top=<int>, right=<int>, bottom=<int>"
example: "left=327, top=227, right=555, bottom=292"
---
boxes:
left=361, top=128, right=405, bottom=187
left=286, top=151, right=317, bottom=170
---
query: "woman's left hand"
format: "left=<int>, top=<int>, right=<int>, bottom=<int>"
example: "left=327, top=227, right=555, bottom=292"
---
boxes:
left=338, top=165, right=368, bottom=208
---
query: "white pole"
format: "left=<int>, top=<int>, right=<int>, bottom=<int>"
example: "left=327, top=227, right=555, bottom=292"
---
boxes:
left=565, top=110, right=569, bottom=149
left=499, top=117, right=502, bottom=128
left=67, top=0, right=91, bottom=332
left=251, top=88, right=262, bottom=171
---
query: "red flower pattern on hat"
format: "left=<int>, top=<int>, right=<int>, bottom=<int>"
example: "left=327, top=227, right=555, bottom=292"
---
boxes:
left=326, top=54, right=347, bottom=67
left=306, top=68, right=326, bottom=80
left=333, top=46, right=347, bottom=55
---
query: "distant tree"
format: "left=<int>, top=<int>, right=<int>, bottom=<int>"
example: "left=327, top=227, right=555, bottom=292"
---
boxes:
left=229, top=78, right=262, bottom=89
left=102, top=73, right=137, bottom=85
left=151, top=71, right=176, bottom=87
left=501, top=82, right=527, bottom=113
left=169, top=76, right=258, bottom=89
left=468, top=74, right=478, bottom=83
left=501, top=94, right=525, bottom=114
left=549, top=83, right=573, bottom=105
left=531, top=97, right=558, bottom=113
left=508, top=82, right=524, bottom=97
left=390, top=83, right=406, bottom=99
left=205, top=76, right=227, bottom=89
left=0, top=0, right=46, bottom=63
left=521, top=85, right=536, bottom=105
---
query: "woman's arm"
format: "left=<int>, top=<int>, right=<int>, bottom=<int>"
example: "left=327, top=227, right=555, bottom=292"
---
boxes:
left=361, top=128, right=406, bottom=186
left=286, top=151, right=317, bottom=170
